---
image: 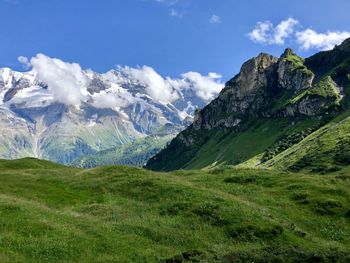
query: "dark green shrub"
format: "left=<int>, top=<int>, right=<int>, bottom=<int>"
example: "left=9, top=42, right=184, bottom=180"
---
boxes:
left=193, top=203, right=229, bottom=226
left=313, top=199, right=344, bottom=215
left=291, top=192, right=310, bottom=204
left=335, top=175, right=350, bottom=181
left=226, top=224, right=283, bottom=242
left=160, top=202, right=191, bottom=216
left=161, top=250, right=203, bottom=263
left=261, top=128, right=317, bottom=163
left=345, top=210, right=350, bottom=219
left=224, top=175, right=258, bottom=184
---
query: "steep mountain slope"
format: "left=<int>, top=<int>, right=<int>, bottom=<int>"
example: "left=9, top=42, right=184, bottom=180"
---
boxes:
left=0, top=158, right=349, bottom=262
left=263, top=112, right=350, bottom=172
left=0, top=63, right=222, bottom=166
left=146, top=39, right=350, bottom=171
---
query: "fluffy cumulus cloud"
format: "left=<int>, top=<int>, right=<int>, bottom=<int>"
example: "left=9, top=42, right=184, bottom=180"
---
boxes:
left=120, top=65, right=181, bottom=102
left=91, top=89, right=136, bottom=109
left=30, top=54, right=89, bottom=107
left=181, top=72, right=223, bottom=101
left=118, top=66, right=223, bottom=103
left=248, top=18, right=299, bottom=45
left=273, top=18, right=299, bottom=44
left=296, top=29, right=350, bottom=51
left=248, top=18, right=350, bottom=51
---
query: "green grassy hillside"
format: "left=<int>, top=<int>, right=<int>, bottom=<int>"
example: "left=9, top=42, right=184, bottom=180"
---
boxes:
left=264, top=112, right=350, bottom=173
left=146, top=118, right=321, bottom=171
left=0, top=158, right=349, bottom=262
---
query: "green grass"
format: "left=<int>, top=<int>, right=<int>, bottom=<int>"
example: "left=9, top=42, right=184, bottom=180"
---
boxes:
left=184, top=119, right=315, bottom=169
left=283, top=53, right=313, bottom=77
left=264, top=114, right=350, bottom=173
left=0, top=158, right=349, bottom=262
left=147, top=118, right=320, bottom=171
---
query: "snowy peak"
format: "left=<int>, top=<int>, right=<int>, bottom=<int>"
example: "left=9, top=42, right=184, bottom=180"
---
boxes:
left=0, top=54, right=224, bottom=165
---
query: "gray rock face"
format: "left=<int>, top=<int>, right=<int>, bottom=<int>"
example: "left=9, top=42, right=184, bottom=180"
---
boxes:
left=193, top=53, right=278, bottom=129
left=286, top=97, right=328, bottom=116
left=277, top=51, right=314, bottom=92
left=193, top=49, right=342, bottom=130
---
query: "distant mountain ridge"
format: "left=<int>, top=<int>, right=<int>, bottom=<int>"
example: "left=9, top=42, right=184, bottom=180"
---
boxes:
left=146, top=38, right=350, bottom=171
left=0, top=60, right=223, bottom=166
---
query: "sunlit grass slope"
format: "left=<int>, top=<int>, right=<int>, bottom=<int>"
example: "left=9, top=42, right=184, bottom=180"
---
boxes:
left=0, top=158, right=349, bottom=262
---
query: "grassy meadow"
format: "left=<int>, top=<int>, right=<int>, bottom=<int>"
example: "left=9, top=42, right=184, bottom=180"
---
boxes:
left=0, top=158, right=349, bottom=262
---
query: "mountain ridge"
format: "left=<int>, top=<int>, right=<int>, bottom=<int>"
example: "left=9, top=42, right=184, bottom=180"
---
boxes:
left=146, top=38, right=350, bottom=171
left=0, top=62, right=223, bottom=166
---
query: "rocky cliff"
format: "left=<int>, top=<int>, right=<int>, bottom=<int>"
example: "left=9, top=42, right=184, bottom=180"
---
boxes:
left=193, top=48, right=341, bottom=130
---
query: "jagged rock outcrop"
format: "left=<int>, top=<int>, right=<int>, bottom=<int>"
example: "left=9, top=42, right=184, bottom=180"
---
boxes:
left=193, top=53, right=277, bottom=129
left=277, top=48, right=314, bottom=92
left=192, top=48, right=341, bottom=130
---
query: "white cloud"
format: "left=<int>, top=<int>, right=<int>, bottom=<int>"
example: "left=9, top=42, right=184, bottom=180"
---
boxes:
left=248, top=18, right=299, bottom=45
left=210, top=14, right=222, bottom=24
left=296, top=29, right=350, bottom=51
left=273, top=18, right=299, bottom=44
left=248, top=17, right=350, bottom=51
left=118, top=66, right=223, bottom=103
left=248, top=21, right=272, bottom=43
left=91, top=88, right=136, bottom=109
left=119, top=65, right=181, bottom=103
left=20, top=53, right=223, bottom=110
left=30, top=54, right=89, bottom=107
left=181, top=72, right=223, bottom=101
left=17, top=56, right=31, bottom=70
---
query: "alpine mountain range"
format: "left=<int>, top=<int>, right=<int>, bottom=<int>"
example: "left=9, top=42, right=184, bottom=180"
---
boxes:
left=0, top=54, right=223, bottom=167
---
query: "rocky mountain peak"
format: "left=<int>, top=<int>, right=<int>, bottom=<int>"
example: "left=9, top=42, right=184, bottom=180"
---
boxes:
left=146, top=42, right=350, bottom=172
left=336, top=37, right=350, bottom=51
left=190, top=44, right=345, bottom=131
left=231, top=53, right=277, bottom=96
left=0, top=65, right=222, bottom=166
left=280, top=48, right=295, bottom=58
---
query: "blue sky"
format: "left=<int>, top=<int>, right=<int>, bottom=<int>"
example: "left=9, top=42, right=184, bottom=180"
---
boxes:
left=1, top=0, right=350, bottom=81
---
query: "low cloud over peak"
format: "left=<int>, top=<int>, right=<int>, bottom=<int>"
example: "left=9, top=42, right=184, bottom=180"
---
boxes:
left=17, top=54, right=224, bottom=109
left=30, top=54, right=89, bottom=107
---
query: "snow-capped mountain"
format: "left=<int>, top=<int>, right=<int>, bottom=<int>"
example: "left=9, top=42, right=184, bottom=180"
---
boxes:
left=0, top=54, right=223, bottom=165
